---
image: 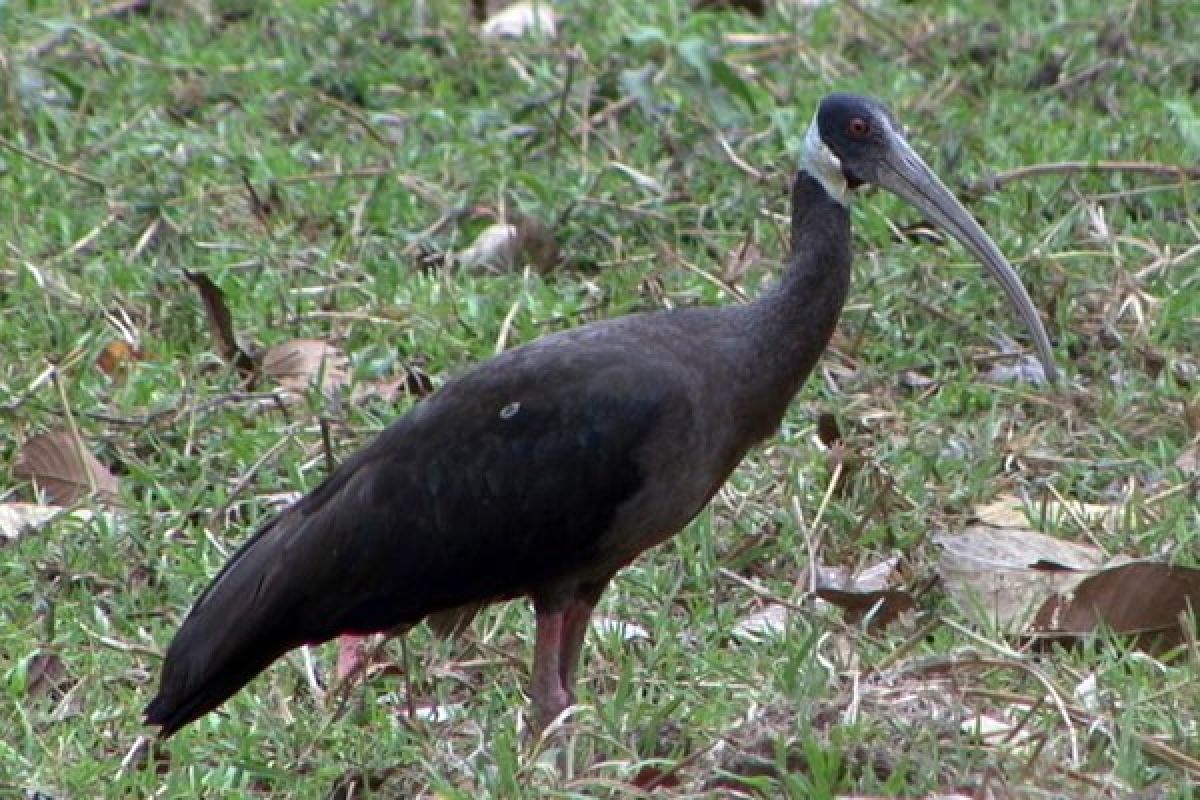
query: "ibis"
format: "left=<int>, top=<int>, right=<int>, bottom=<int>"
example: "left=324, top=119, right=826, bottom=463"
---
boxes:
left=146, top=93, right=1056, bottom=737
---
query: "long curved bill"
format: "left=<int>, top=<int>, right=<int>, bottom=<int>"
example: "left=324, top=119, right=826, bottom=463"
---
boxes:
left=872, top=128, right=1058, bottom=383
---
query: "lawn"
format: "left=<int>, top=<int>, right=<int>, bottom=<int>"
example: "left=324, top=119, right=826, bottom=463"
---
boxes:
left=1, top=1, right=1197, bottom=797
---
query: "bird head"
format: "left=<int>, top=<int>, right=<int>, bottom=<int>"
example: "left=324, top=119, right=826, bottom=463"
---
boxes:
left=800, top=93, right=1058, bottom=383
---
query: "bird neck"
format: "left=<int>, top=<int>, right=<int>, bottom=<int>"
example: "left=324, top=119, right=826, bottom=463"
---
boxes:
left=735, top=171, right=852, bottom=426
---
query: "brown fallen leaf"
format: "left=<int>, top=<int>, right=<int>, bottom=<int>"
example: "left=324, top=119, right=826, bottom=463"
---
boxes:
left=815, top=411, right=842, bottom=447
left=26, top=651, right=69, bottom=698
left=457, top=213, right=561, bottom=274
left=182, top=269, right=256, bottom=376
left=630, top=765, right=682, bottom=791
left=13, top=430, right=121, bottom=506
left=96, top=339, right=143, bottom=378
left=1031, top=562, right=1200, bottom=652
left=512, top=212, right=562, bottom=274
left=815, top=588, right=916, bottom=631
left=263, top=339, right=350, bottom=395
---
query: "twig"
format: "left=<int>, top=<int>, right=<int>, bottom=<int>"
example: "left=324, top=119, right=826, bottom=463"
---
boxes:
left=963, top=160, right=1200, bottom=199
left=81, top=391, right=289, bottom=428
left=656, top=243, right=748, bottom=303
left=315, top=90, right=396, bottom=153
left=0, top=135, right=106, bottom=188
left=717, top=567, right=806, bottom=613
left=716, top=131, right=764, bottom=181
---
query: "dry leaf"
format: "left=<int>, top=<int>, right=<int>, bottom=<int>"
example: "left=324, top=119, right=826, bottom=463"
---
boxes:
left=182, top=269, right=256, bottom=375
left=721, top=239, right=761, bottom=285
left=458, top=223, right=518, bottom=271
left=96, top=339, right=143, bottom=377
left=263, top=339, right=350, bottom=395
left=0, top=503, right=119, bottom=541
left=815, top=588, right=916, bottom=631
left=13, top=430, right=121, bottom=506
left=975, top=494, right=1126, bottom=531
left=811, top=555, right=900, bottom=593
left=481, top=1, right=557, bottom=39
left=1031, top=562, right=1200, bottom=652
left=731, top=603, right=790, bottom=642
left=935, top=526, right=1104, bottom=632
left=972, top=496, right=1030, bottom=529
left=26, top=651, right=68, bottom=698
left=0, top=502, right=63, bottom=540
left=512, top=213, right=561, bottom=274
left=630, top=764, right=682, bottom=790
left=457, top=215, right=561, bottom=274
left=815, top=411, right=842, bottom=448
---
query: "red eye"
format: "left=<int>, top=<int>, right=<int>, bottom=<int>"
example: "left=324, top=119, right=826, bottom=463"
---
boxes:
left=847, top=117, right=870, bottom=138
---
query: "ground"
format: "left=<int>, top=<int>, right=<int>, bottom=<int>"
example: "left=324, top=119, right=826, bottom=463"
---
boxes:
left=0, top=1, right=1197, bottom=797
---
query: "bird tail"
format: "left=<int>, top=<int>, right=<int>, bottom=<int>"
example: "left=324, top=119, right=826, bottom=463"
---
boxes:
left=144, top=515, right=334, bottom=737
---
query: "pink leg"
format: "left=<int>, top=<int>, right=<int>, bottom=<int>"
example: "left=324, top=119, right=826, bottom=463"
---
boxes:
left=558, top=601, right=588, bottom=703
left=531, top=608, right=571, bottom=730
left=335, top=634, right=369, bottom=682
left=559, top=579, right=611, bottom=698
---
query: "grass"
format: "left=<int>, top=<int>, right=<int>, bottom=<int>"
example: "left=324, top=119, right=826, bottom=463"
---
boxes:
left=1, top=0, right=1197, bottom=796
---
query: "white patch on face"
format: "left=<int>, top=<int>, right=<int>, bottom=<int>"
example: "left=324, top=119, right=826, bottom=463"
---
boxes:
left=802, top=114, right=849, bottom=206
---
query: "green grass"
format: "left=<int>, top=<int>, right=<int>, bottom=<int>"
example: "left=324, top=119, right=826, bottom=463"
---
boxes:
left=2, top=0, right=1197, bottom=797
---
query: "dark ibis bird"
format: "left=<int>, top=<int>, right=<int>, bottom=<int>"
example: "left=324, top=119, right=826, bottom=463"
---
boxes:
left=146, top=93, right=1056, bottom=737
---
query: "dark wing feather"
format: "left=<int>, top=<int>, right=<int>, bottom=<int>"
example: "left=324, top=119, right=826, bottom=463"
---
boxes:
left=146, top=350, right=677, bottom=735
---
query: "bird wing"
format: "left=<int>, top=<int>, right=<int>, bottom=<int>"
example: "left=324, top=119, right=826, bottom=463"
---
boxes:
left=147, top=345, right=683, bottom=734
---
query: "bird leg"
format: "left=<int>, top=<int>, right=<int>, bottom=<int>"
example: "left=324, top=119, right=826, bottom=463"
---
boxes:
left=532, top=579, right=612, bottom=730
left=531, top=607, right=571, bottom=730
left=335, top=634, right=370, bottom=683
left=556, top=578, right=611, bottom=702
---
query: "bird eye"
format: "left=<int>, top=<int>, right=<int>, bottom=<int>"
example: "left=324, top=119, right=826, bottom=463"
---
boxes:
left=847, top=117, right=870, bottom=138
